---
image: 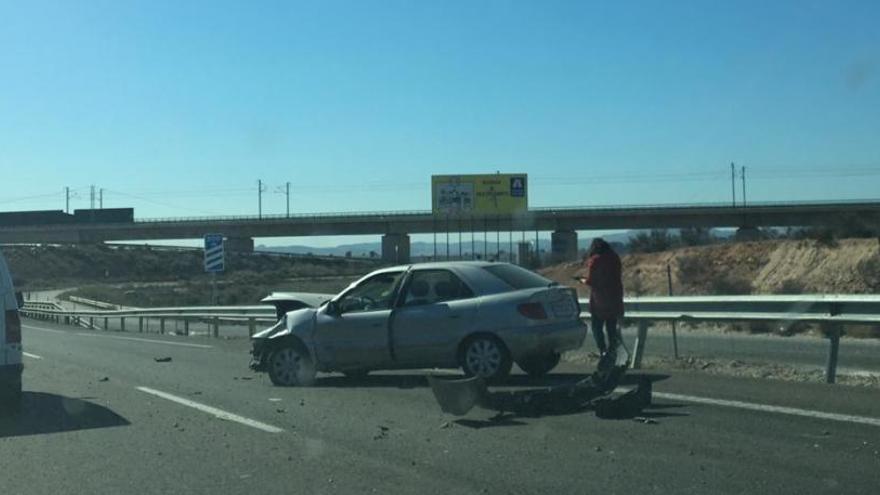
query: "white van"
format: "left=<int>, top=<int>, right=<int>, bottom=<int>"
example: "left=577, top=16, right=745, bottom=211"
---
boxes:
left=0, top=248, right=22, bottom=412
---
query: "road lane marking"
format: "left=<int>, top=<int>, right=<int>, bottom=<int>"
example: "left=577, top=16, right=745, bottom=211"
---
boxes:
left=75, top=333, right=213, bottom=349
left=23, top=352, right=42, bottom=359
left=653, top=391, right=880, bottom=428
left=23, top=325, right=213, bottom=348
left=23, top=325, right=66, bottom=334
left=135, top=386, right=283, bottom=433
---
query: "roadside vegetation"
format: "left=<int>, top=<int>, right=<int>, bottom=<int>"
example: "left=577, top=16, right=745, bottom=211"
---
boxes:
left=4, top=243, right=379, bottom=306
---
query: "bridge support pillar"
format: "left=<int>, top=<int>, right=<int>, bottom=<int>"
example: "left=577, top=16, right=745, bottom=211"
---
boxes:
left=551, top=230, right=578, bottom=263
left=382, top=233, right=410, bottom=264
left=225, top=236, right=254, bottom=253
left=517, top=242, right=532, bottom=267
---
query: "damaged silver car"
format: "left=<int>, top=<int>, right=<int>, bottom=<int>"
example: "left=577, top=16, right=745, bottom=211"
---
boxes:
left=249, top=261, right=586, bottom=386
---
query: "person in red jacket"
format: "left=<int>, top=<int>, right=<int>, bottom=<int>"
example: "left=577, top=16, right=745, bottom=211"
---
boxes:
left=577, top=238, right=624, bottom=360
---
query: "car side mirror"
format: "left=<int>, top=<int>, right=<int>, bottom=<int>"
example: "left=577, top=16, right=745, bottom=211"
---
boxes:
left=326, top=300, right=340, bottom=317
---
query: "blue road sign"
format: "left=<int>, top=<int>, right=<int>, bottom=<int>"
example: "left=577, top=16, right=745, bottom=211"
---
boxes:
left=510, top=176, right=526, bottom=197
left=204, top=234, right=225, bottom=273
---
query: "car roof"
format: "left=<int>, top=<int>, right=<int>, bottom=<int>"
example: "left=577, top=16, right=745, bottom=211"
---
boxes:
left=381, top=260, right=501, bottom=272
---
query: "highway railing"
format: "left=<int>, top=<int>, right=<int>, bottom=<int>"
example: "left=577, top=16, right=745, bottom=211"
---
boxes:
left=602, top=294, right=880, bottom=383
left=21, top=303, right=276, bottom=338
left=129, top=198, right=880, bottom=224
left=22, top=294, right=880, bottom=384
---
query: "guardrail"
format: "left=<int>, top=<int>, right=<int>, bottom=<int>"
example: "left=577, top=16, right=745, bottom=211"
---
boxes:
left=21, top=303, right=276, bottom=337
left=68, top=296, right=121, bottom=310
left=130, top=198, right=880, bottom=224
left=606, top=294, right=880, bottom=383
left=22, top=294, right=880, bottom=384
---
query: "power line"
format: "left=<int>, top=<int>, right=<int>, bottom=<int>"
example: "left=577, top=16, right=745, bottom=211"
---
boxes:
left=102, top=189, right=222, bottom=215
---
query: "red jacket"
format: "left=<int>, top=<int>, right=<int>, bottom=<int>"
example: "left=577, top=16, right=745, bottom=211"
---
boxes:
left=586, top=251, right=624, bottom=319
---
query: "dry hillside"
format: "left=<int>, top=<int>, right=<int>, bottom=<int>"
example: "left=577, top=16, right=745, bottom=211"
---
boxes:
left=541, top=238, right=880, bottom=297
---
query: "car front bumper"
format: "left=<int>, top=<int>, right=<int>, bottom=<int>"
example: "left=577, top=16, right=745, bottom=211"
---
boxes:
left=249, top=339, right=268, bottom=372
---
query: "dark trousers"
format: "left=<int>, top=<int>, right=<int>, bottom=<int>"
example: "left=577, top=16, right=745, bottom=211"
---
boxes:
left=591, top=315, right=620, bottom=354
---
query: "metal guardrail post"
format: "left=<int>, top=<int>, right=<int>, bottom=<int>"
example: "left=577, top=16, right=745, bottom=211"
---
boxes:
left=183, top=319, right=190, bottom=336
left=121, top=317, right=126, bottom=332
left=248, top=318, right=256, bottom=337
left=138, top=317, right=144, bottom=333
left=89, top=317, right=94, bottom=329
left=825, top=324, right=841, bottom=384
left=631, top=320, right=649, bottom=369
left=104, top=317, right=109, bottom=330
left=212, top=317, right=219, bottom=338
left=160, top=318, right=165, bottom=334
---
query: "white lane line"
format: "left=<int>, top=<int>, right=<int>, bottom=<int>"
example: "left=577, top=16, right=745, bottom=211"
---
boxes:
left=23, top=325, right=213, bottom=348
left=23, top=325, right=66, bottom=334
left=23, top=352, right=42, bottom=359
left=74, top=333, right=213, bottom=349
left=136, top=386, right=283, bottom=433
left=653, top=391, right=880, bottom=428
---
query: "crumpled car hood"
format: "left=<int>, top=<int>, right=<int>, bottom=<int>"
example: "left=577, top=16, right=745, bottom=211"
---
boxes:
left=252, top=308, right=316, bottom=339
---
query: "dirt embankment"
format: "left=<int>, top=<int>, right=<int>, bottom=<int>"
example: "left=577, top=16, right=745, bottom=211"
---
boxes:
left=541, top=238, right=880, bottom=297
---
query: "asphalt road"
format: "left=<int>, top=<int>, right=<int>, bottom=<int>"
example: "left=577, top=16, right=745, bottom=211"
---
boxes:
left=2, top=319, right=879, bottom=494
left=619, top=326, right=880, bottom=374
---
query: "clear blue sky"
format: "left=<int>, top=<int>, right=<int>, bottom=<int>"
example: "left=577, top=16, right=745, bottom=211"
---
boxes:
left=1, top=0, right=878, bottom=241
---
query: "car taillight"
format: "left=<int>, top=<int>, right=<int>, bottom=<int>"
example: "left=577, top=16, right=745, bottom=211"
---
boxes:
left=517, top=302, right=547, bottom=320
left=5, top=310, right=21, bottom=343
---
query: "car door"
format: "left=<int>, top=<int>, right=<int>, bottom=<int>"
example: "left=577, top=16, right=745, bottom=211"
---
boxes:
left=390, top=269, right=478, bottom=367
left=312, top=270, right=405, bottom=370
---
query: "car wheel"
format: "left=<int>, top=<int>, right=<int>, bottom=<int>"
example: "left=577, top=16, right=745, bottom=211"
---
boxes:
left=518, top=352, right=561, bottom=377
left=460, top=335, right=512, bottom=380
left=268, top=345, right=315, bottom=387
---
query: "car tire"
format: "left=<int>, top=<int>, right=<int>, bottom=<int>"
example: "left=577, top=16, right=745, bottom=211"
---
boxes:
left=460, top=335, right=512, bottom=381
left=268, top=345, right=316, bottom=387
left=518, top=353, right=561, bottom=377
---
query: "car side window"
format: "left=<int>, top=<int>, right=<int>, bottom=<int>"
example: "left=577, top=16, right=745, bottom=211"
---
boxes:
left=338, top=271, right=404, bottom=314
left=401, top=270, right=474, bottom=307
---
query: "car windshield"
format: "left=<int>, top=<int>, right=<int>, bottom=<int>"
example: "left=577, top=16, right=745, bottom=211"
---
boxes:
left=483, top=264, right=554, bottom=290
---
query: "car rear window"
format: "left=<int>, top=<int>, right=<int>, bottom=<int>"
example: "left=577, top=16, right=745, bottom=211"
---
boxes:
left=482, top=264, right=554, bottom=290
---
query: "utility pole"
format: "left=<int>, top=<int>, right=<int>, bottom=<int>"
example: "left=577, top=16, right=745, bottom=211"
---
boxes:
left=257, top=179, right=267, bottom=219
left=99, top=188, right=104, bottom=209
left=741, top=165, right=747, bottom=207
left=730, top=162, right=736, bottom=207
left=65, top=186, right=70, bottom=213
left=90, top=185, right=96, bottom=209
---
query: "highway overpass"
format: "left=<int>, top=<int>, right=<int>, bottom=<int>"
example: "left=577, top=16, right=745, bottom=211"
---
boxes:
left=1, top=200, right=879, bottom=262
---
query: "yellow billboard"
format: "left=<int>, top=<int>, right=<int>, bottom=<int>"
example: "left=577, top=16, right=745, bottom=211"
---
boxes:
left=432, top=174, right=528, bottom=216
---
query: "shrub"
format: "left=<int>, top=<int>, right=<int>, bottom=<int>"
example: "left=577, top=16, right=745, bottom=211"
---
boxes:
left=629, top=230, right=675, bottom=253
left=858, top=254, right=880, bottom=291
left=676, top=254, right=711, bottom=285
left=774, top=278, right=806, bottom=295
left=679, top=227, right=714, bottom=247
left=709, top=274, right=752, bottom=295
